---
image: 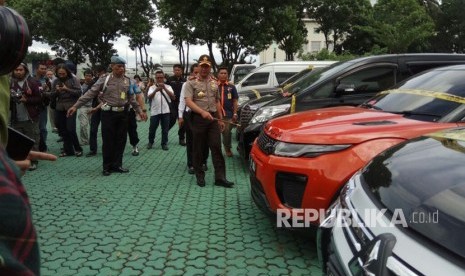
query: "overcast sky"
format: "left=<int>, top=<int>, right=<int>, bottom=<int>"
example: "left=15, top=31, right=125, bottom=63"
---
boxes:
left=29, top=26, right=223, bottom=68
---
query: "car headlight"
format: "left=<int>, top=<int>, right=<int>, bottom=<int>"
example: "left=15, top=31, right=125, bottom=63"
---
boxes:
left=238, top=95, right=250, bottom=107
left=273, top=142, right=351, bottom=157
left=250, top=104, right=290, bottom=124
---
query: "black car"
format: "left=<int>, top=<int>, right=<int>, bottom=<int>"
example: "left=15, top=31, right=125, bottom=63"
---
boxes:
left=237, top=53, right=465, bottom=160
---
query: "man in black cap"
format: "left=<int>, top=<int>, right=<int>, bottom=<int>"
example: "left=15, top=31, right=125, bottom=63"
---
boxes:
left=184, top=54, right=234, bottom=188
left=67, top=55, right=147, bottom=175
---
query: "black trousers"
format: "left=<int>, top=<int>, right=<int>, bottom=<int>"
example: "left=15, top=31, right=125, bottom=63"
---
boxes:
left=55, top=110, right=82, bottom=155
left=127, top=109, right=139, bottom=147
left=191, top=112, right=225, bottom=181
left=174, top=100, right=185, bottom=140
left=184, top=111, right=208, bottom=167
left=101, top=110, right=128, bottom=171
left=89, top=109, right=101, bottom=153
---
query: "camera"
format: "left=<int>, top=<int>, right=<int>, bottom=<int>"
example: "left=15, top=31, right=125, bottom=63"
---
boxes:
left=0, top=6, right=31, bottom=75
left=10, top=88, right=23, bottom=103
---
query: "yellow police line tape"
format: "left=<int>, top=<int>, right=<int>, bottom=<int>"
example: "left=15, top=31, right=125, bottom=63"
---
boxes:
left=380, top=89, right=465, bottom=104
left=251, top=89, right=261, bottom=99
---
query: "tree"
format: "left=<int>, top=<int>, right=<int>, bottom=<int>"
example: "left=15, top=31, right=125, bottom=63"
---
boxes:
left=306, top=0, right=372, bottom=55
left=9, top=0, right=153, bottom=67
left=212, top=0, right=272, bottom=67
left=432, top=0, right=465, bottom=53
left=122, top=0, right=156, bottom=78
left=269, top=5, right=308, bottom=61
left=366, top=0, right=435, bottom=53
left=155, top=0, right=199, bottom=74
left=155, top=0, right=277, bottom=70
left=24, top=52, right=51, bottom=64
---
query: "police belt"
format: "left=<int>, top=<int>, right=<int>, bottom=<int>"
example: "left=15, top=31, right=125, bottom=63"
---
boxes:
left=101, top=104, right=126, bottom=112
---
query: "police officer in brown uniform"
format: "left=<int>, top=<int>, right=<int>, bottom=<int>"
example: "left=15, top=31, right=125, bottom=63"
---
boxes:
left=67, top=56, right=147, bottom=176
left=184, top=54, right=234, bottom=188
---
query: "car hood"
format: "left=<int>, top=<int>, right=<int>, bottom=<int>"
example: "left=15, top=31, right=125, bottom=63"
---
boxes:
left=245, top=94, right=280, bottom=109
left=264, top=106, right=460, bottom=144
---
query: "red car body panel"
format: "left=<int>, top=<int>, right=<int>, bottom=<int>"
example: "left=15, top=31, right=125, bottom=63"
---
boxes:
left=250, top=106, right=464, bottom=222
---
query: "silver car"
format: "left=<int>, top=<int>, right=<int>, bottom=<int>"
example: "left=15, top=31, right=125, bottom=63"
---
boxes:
left=317, top=128, right=465, bottom=275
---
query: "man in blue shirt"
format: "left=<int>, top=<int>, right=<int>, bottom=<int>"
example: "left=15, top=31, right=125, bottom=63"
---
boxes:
left=127, top=77, right=147, bottom=156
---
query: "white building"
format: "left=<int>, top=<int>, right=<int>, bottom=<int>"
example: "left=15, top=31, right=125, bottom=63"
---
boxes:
left=259, top=18, right=333, bottom=63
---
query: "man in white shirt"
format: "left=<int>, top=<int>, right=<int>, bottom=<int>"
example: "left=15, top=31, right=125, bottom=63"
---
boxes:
left=147, top=70, right=175, bottom=150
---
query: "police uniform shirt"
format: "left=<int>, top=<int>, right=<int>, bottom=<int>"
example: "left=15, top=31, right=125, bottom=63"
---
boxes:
left=184, top=75, right=219, bottom=113
left=128, top=80, right=141, bottom=110
left=74, top=74, right=141, bottom=113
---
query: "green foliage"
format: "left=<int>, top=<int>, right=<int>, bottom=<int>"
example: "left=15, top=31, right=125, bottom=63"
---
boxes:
left=269, top=5, right=308, bottom=61
left=306, top=0, right=372, bottom=54
left=24, top=51, right=51, bottom=64
left=432, top=0, right=465, bottom=53
left=366, top=0, right=435, bottom=53
left=9, top=0, right=153, bottom=67
left=299, top=48, right=356, bottom=61
left=156, top=0, right=279, bottom=69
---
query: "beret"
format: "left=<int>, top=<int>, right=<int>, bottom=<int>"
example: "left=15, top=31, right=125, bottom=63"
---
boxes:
left=111, top=55, right=126, bottom=65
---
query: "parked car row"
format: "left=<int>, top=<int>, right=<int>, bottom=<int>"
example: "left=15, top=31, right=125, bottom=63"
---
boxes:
left=235, top=61, right=336, bottom=94
left=238, top=53, right=465, bottom=160
left=246, top=61, right=465, bottom=275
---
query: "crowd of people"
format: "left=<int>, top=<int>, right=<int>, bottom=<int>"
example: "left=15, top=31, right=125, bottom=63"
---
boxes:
left=2, top=45, right=238, bottom=273
left=6, top=52, right=240, bottom=179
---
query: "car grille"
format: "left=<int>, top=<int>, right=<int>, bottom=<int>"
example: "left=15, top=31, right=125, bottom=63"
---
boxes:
left=276, top=172, right=308, bottom=208
left=239, top=105, right=256, bottom=129
left=257, top=131, right=277, bottom=155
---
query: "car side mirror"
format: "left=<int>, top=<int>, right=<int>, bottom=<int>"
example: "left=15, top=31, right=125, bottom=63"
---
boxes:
left=336, top=83, right=355, bottom=94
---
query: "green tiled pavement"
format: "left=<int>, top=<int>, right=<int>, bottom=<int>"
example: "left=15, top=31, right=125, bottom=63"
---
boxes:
left=23, top=120, right=322, bottom=276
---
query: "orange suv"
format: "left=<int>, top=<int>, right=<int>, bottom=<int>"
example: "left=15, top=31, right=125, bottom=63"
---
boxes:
left=249, top=65, right=465, bottom=224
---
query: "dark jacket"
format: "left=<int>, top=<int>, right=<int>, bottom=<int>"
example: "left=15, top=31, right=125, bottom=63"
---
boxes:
left=50, top=76, right=82, bottom=111
left=9, top=76, right=42, bottom=122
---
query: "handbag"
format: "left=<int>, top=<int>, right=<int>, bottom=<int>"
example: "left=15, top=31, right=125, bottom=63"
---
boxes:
left=160, top=91, right=177, bottom=129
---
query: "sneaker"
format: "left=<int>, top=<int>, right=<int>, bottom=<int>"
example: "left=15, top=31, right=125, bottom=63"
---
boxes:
left=202, top=164, right=208, bottom=172
left=188, top=166, right=195, bottom=174
left=147, top=143, right=153, bottom=149
left=162, top=145, right=169, bottom=151
left=132, top=146, right=139, bottom=156
left=179, top=139, right=186, bottom=146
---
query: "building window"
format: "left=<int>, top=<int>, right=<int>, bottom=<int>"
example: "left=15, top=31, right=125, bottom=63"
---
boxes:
left=311, top=41, right=321, bottom=52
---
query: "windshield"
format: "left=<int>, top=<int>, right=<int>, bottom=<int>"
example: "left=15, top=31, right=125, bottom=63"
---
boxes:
left=290, top=61, right=354, bottom=96
left=367, top=69, right=465, bottom=122
left=281, top=68, right=325, bottom=94
left=279, top=68, right=314, bottom=88
left=361, top=135, right=465, bottom=260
